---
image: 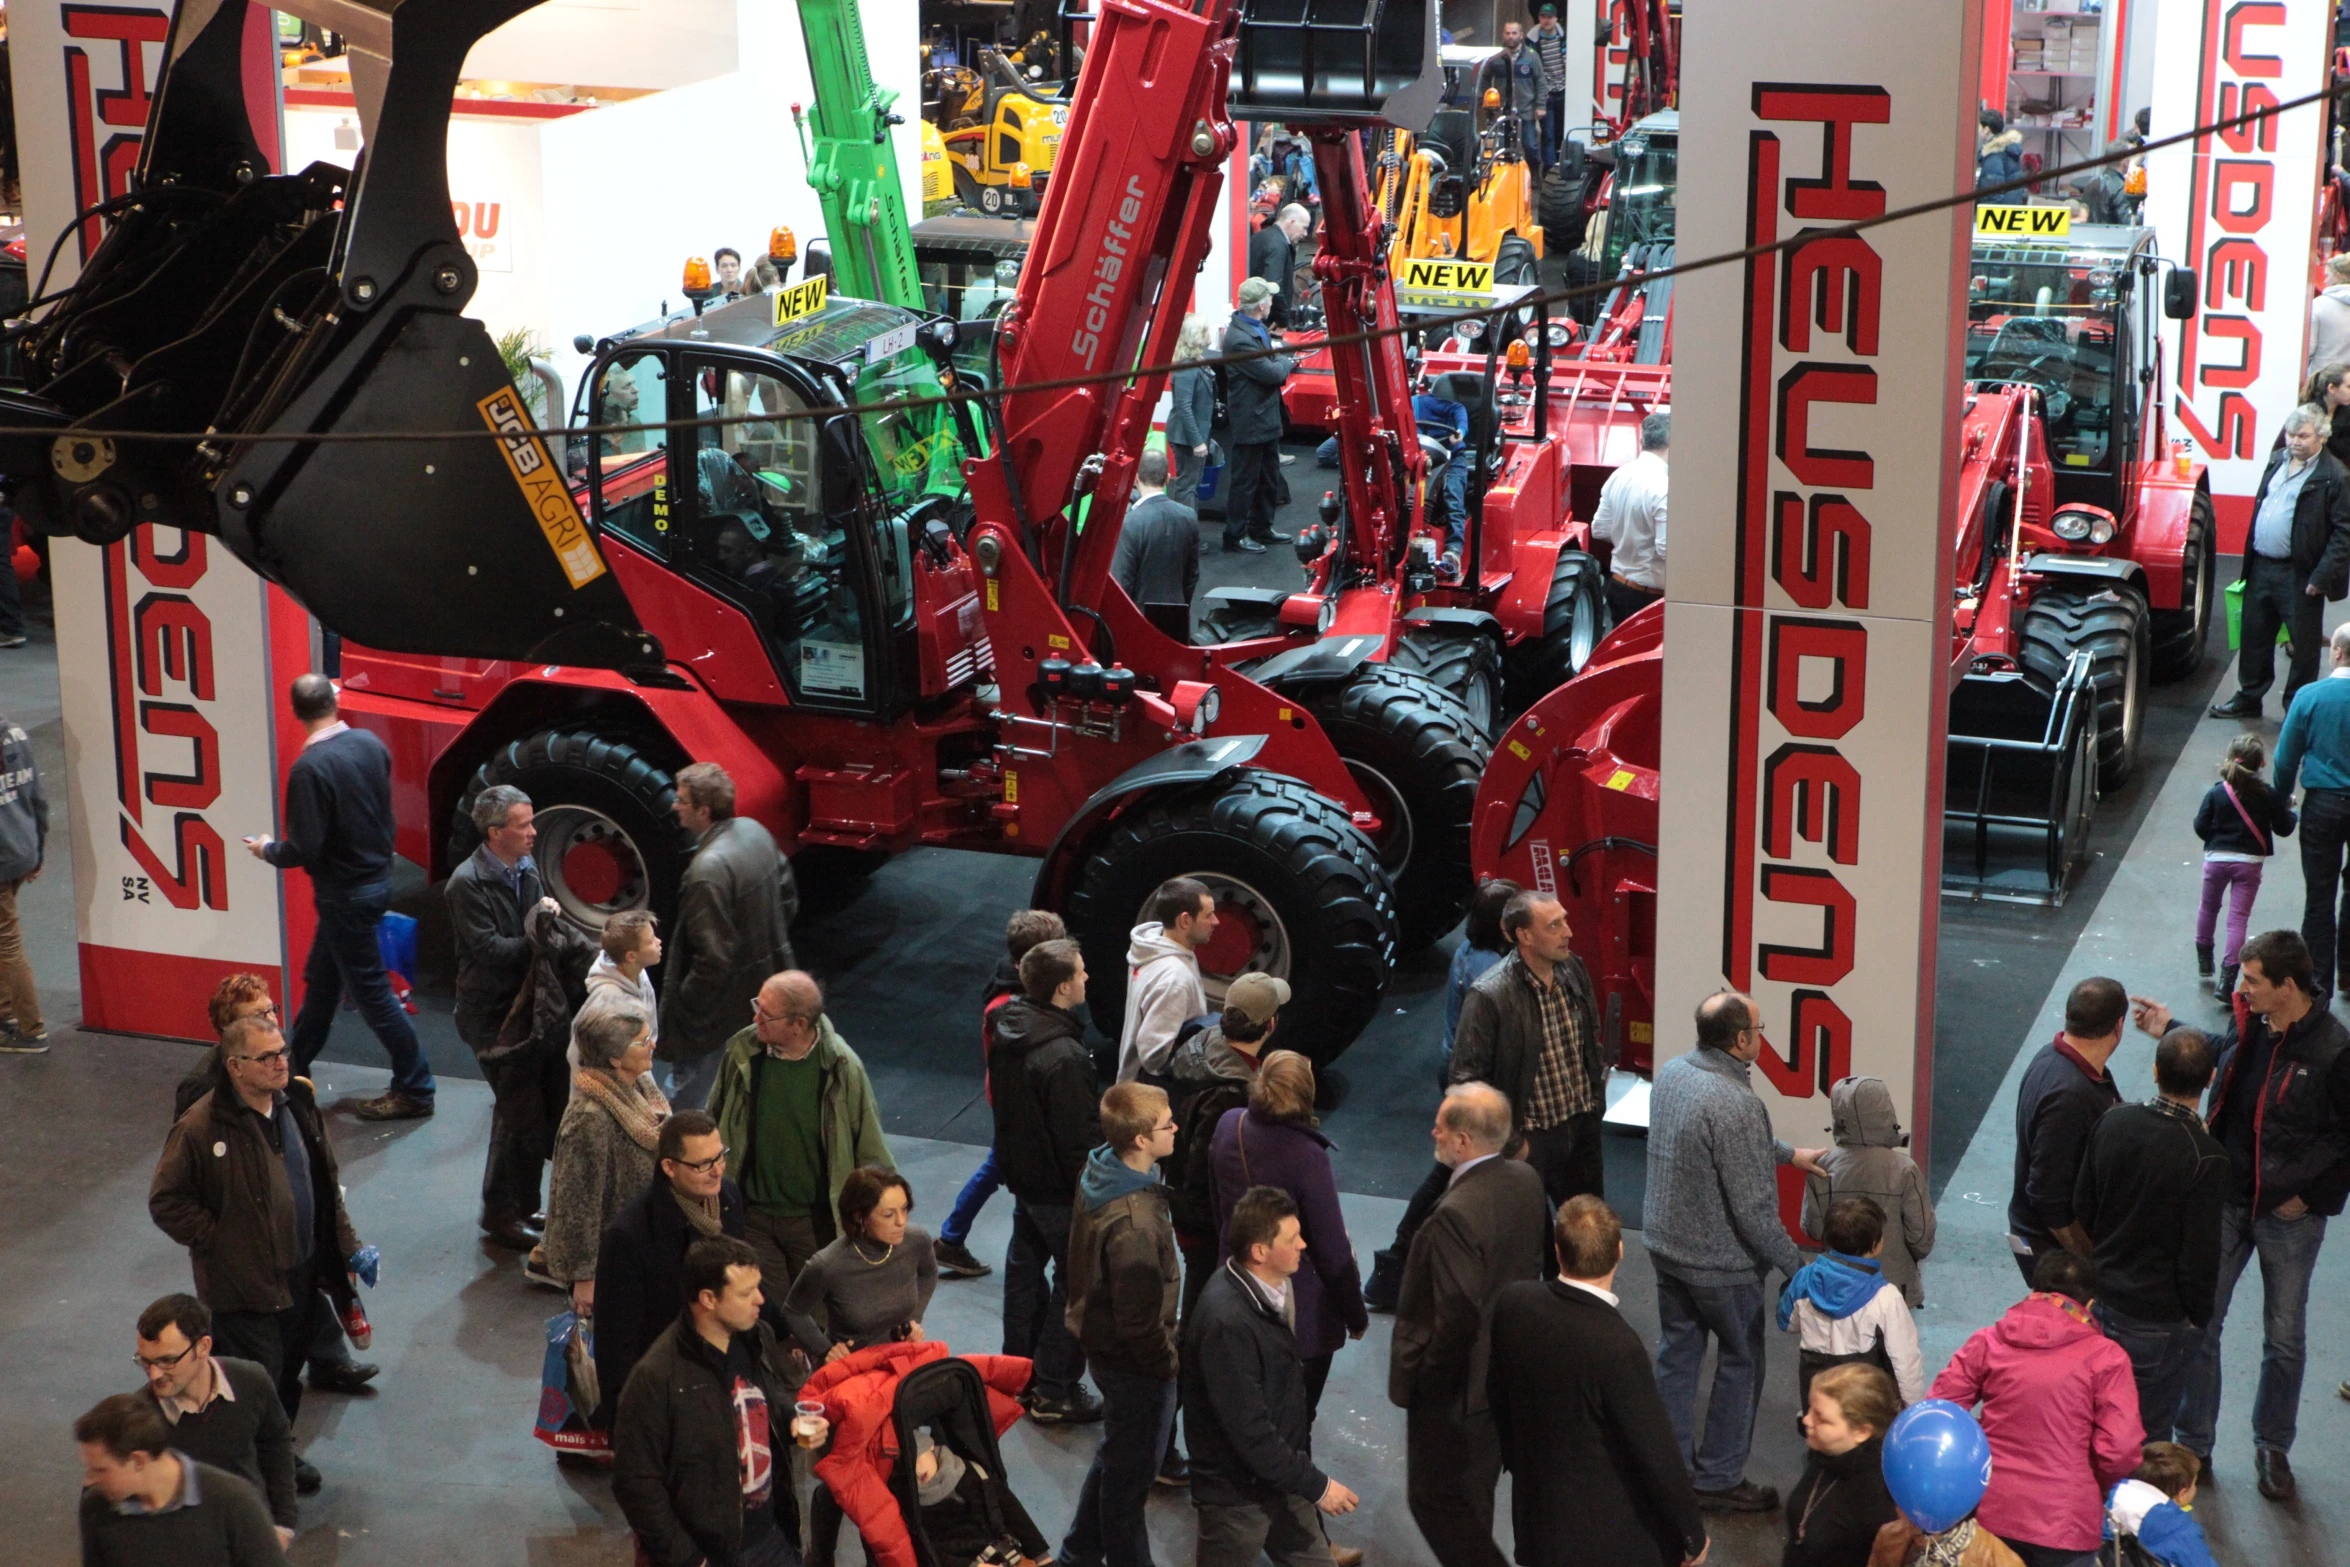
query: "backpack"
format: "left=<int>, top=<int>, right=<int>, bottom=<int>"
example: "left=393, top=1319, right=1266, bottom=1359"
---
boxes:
left=1168, top=1078, right=1248, bottom=1240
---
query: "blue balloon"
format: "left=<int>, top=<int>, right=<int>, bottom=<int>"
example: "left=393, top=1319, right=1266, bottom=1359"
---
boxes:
left=1882, top=1399, right=1993, bottom=1535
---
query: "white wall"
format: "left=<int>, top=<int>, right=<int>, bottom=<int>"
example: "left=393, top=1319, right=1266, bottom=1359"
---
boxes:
left=465, top=0, right=739, bottom=93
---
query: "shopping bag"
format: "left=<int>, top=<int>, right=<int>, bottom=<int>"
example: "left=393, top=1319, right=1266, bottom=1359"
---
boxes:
left=533, top=1310, right=610, bottom=1454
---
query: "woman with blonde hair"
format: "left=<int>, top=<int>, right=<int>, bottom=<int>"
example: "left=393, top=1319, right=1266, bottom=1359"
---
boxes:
left=1207, top=1049, right=1367, bottom=1410
left=1783, top=1363, right=1902, bottom=1566
left=1167, top=312, right=1218, bottom=506
left=2298, top=361, right=2350, bottom=469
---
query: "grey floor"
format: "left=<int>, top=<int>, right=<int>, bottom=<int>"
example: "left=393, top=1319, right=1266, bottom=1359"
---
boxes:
left=6, top=557, right=2350, bottom=1565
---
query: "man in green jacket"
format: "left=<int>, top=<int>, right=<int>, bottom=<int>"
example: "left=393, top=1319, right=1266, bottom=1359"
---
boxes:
left=706, top=971, right=891, bottom=1288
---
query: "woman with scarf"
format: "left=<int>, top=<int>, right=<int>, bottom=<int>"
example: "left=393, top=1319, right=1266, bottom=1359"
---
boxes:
left=542, top=993, right=668, bottom=1317
left=1783, top=1364, right=1900, bottom=1567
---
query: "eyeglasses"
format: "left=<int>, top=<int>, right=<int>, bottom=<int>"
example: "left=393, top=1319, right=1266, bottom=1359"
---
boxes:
left=240, top=1004, right=280, bottom=1021
left=231, top=1048, right=291, bottom=1067
left=752, top=1001, right=813, bottom=1026
left=134, top=1343, right=196, bottom=1373
left=672, top=1145, right=731, bottom=1175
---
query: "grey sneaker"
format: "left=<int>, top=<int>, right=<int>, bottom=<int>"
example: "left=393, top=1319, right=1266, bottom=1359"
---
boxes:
left=0, top=1021, right=47, bottom=1053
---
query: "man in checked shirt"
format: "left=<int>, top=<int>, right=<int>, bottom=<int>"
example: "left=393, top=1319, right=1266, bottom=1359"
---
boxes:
left=1449, top=889, right=1610, bottom=1204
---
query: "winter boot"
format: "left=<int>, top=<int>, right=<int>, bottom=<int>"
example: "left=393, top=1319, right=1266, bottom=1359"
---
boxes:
left=2197, top=943, right=2215, bottom=980
left=2219, top=963, right=2238, bottom=1001
left=1364, top=1247, right=1405, bottom=1313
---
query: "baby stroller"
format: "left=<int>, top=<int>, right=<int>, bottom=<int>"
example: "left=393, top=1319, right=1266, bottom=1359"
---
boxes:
left=802, top=1341, right=1041, bottom=1567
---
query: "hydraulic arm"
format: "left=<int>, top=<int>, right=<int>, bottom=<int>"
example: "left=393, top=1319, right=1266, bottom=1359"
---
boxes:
left=788, top=0, right=925, bottom=309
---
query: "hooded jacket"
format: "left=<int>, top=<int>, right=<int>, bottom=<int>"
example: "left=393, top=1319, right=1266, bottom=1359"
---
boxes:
left=1065, top=1146, right=1181, bottom=1379
left=1775, top=1251, right=1926, bottom=1403
left=2310, top=283, right=2350, bottom=383
left=2103, top=1479, right=2220, bottom=1567
left=571, top=951, right=660, bottom=1068
left=799, top=1341, right=1032, bottom=1567
left=0, top=716, right=46, bottom=883
left=705, top=1017, right=892, bottom=1223
left=1977, top=129, right=2026, bottom=200
left=986, top=996, right=1100, bottom=1204
left=1929, top=1294, right=2145, bottom=1553
left=1803, top=1077, right=1936, bottom=1306
left=1116, top=922, right=1205, bottom=1083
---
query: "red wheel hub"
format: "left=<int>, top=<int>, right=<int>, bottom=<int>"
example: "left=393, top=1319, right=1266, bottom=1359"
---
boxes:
left=1193, top=899, right=1263, bottom=981
left=562, top=837, right=626, bottom=906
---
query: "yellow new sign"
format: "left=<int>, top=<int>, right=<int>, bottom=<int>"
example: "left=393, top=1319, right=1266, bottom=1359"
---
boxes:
left=1399, top=257, right=1495, bottom=295
left=772, top=274, right=829, bottom=326
left=1974, top=204, right=2071, bottom=238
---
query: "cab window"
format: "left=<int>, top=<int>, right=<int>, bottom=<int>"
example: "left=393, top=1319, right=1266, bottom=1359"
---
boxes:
left=590, top=352, right=672, bottom=557
left=685, top=360, right=872, bottom=705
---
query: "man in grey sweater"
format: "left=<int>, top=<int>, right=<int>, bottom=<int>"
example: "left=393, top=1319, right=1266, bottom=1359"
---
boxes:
left=1643, top=990, right=1824, bottom=1513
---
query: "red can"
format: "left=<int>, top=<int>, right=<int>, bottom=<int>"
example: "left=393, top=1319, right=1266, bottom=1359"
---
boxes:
left=342, top=1301, right=373, bottom=1351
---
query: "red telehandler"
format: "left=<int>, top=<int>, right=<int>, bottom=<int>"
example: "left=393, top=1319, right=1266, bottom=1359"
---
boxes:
left=0, top=0, right=1486, bottom=1064
left=1471, top=223, right=2213, bottom=1074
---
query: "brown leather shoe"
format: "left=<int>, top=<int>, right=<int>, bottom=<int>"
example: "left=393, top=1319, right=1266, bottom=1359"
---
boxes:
left=348, top=1091, right=433, bottom=1122
left=1331, top=1547, right=1366, bottom=1567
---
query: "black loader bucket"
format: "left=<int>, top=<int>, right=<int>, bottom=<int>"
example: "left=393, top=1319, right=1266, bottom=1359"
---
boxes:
left=0, top=0, right=655, bottom=670
left=1229, top=0, right=1442, bottom=131
left=1944, top=652, right=2098, bottom=904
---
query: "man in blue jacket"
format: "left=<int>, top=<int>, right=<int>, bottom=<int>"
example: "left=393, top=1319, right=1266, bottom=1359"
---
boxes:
left=244, top=674, right=434, bottom=1120
left=2275, top=621, right=2350, bottom=997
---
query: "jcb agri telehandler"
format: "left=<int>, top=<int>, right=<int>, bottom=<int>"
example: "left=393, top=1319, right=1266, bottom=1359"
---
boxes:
left=0, top=0, right=1488, bottom=1067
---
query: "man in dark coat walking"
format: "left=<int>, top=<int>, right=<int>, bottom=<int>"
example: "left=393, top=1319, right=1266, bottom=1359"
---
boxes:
left=1391, top=1082, right=1548, bottom=1567
left=2136, top=928, right=2350, bottom=1502
left=1450, top=889, right=1611, bottom=1204
left=665, top=761, right=797, bottom=1110
left=1220, top=280, right=1296, bottom=554
left=245, top=673, right=433, bottom=1119
left=1489, top=1196, right=1709, bottom=1567
left=2211, top=404, right=2350, bottom=719
left=448, top=782, right=574, bottom=1250
left=1248, top=205, right=1311, bottom=328
left=2007, top=976, right=2126, bottom=1288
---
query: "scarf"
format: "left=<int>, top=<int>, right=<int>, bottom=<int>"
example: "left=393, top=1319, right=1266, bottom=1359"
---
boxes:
left=572, top=1066, right=670, bottom=1152
left=1916, top=1518, right=1978, bottom=1567
left=672, top=1184, right=723, bottom=1237
left=914, top=1432, right=968, bottom=1507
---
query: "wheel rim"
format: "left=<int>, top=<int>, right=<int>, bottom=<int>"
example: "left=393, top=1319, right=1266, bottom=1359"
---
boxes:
left=535, top=804, right=652, bottom=925
left=2121, top=618, right=2146, bottom=756
left=1187, top=872, right=1294, bottom=1004
left=2191, top=517, right=2215, bottom=649
left=1342, top=759, right=1414, bottom=875
left=1571, top=573, right=1600, bottom=672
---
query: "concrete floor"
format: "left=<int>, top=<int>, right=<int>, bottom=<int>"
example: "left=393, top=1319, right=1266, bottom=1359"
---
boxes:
left=7, top=538, right=2350, bottom=1564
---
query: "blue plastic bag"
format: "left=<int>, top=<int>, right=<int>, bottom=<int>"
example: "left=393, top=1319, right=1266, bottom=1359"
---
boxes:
left=533, top=1310, right=609, bottom=1455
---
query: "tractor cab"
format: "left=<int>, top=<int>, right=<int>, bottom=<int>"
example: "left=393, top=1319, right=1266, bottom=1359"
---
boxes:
left=577, top=284, right=981, bottom=719
left=1596, top=109, right=1676, bottom=284
left=909, top=213, right=1035, bottom=385
left=1966, top=222, right=2190, bottom=520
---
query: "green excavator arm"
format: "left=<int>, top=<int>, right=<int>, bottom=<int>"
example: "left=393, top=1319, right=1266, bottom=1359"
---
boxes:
left=790, top=0, right=924, bottom=310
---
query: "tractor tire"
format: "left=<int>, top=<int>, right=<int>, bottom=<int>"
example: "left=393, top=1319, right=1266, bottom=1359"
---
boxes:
left=1538, top=158, right=1586, bottom=254
left=1507, top=547, right=1612, bottom=707
left=1198, top=598, right=1284, bottom=644
left=451, top=728, right=697, bottom=931
left=2018, top=581, right=2150, bottom=793
left=1387, top=631, right=1501, bottom=739
left=2150, top=490, right=2217, bottom=680
left=1302, top=666, right=1489, bottom=951
left=1064, top=772, right=1397, bottom=1068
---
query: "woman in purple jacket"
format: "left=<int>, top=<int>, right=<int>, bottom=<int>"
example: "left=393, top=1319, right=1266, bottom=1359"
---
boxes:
left=1209, top=1050, right=1371, bottom=1409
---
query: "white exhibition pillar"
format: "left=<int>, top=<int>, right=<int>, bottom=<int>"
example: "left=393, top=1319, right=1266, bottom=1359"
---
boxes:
left=2143, top=0, right=2334, bottom=552
left=1660, top=0, right=1982, bottom=1183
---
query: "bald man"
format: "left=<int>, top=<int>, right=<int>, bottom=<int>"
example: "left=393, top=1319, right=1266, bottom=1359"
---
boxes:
left=705, top=970, right=893, bottom=1287
left=1391, top=1082, right=1548, bottom=1567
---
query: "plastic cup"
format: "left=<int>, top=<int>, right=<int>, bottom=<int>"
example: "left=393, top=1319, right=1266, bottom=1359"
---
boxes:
left=792, top=1399, right=826, bottom=1448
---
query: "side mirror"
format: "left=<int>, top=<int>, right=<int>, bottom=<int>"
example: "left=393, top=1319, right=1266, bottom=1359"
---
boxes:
left=2164, top=267, right=2198, bottom=321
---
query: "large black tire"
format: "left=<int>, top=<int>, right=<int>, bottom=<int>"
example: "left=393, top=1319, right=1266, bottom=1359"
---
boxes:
left=2151, top=490, right=2217, bottom=680
left=1387, top=632, right=1501, bottom=739
left=2019, top=582, right=2150, bottom=792
left=1507, top=547, right=1612, bottom=707
left=451, top=729, right=696, bottom=931
left=1302, top=666, right=1488, bottom=951
left=1064, top=773, right=1397, bottom=1067
left=1538, top=158, right=1586, bottom=254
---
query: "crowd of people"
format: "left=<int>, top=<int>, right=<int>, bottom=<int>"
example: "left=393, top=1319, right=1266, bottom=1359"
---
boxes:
left=43, top=668, right=2344, bottom=1567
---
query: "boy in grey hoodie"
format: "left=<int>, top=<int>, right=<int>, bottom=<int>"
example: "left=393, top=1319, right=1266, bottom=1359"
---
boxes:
left=1063, top=1083, right=1181, bottom=1567
left=1802, top=1076, right=1935, bottom=1307
left=1117, top=878, right=1213, bottom=1084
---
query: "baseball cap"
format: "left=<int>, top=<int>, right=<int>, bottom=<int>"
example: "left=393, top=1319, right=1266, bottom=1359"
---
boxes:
left=1224, top=972, right=1292, bottom=1024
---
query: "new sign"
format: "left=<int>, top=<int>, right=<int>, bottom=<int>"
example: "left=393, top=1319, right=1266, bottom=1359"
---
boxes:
left=1662, top=1, right=1979, bottom=1179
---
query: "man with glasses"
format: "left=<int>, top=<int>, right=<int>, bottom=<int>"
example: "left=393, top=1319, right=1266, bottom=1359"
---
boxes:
left=150, top=1014, right=368, bottom=1493
left=705, top=970, right=892, bottom=1291
left=133, top=1293, right=297, bottom=1551
left=1642, top=991, right=1826, bottom=1515
left=592, top=1110, right=785, bottom=1424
